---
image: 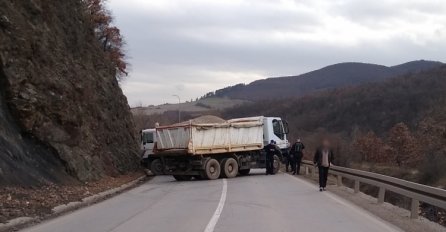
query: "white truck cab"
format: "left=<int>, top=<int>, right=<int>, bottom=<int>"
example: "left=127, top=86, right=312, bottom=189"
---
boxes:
left=263, top=117, right=290, bottom=151
left=140, top=129, right=156, bottom=160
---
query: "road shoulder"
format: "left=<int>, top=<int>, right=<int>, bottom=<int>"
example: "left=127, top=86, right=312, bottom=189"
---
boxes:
left=0, top=174, right=149, bottom=232
left=288, top=173, right=445, bottom=232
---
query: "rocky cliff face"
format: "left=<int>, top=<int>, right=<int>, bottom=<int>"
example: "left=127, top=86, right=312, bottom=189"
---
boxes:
left=0, top=0, right=140, bottom=185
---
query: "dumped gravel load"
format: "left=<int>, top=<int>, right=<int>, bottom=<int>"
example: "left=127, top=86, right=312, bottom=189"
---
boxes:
left=172, top=115, right=226, bottom=126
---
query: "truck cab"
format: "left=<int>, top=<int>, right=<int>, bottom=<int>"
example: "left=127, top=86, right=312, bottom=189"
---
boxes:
left=263, top=117, right=290, bottom=153
left=140, top=128, right=156, bottom=167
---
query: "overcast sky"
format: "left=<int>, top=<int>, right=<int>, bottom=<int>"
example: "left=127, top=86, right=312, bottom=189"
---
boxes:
left=108, top=0, right=446, bottom=106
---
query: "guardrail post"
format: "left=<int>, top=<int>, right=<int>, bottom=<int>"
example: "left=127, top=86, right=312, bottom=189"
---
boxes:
left=311, top=166, right=316, bottom=178
left=305, top=166, right=309, bottom=175
left=410, top=199, right=419, bottom=219
left=378, top=187, right=385, bottom=204
left=354, top=180, right=360, bottom=193
left=337, top=175, right=343, bottom=187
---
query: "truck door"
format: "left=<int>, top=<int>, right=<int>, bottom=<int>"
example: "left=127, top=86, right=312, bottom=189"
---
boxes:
left=271, top=119, right=289, bottom=150
left=141, top=131, right=155, bottom=158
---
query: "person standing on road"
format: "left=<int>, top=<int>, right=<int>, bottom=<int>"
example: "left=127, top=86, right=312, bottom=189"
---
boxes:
left=284, top=151, right=291, bottom=172
left=313, top=139, right=334, bottom=191
left=290, top=138, right=305, bottom=175
left=265, top=140, right=280, bottom=175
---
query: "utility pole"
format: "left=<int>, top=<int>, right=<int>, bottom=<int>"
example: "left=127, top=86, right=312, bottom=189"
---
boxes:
left=172, top=94, right=181, bottom=123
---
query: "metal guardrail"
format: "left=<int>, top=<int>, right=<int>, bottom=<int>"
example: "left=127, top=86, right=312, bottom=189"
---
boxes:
left=301, top=160, right=446, bottom=219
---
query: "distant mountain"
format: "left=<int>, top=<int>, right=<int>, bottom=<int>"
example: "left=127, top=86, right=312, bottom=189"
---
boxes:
left=222, top=64, right=446, bottom=142
left=221, top=65, right=446, bottom=187
left=211, top=60, right=444, bottom=101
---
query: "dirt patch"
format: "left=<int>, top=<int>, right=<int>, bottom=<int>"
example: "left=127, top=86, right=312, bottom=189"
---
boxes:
left=0, top=172, right=144, bottom=224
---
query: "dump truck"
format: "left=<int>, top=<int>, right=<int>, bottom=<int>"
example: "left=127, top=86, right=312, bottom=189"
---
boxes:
left=144, top=116, right=290, bottom=181
left=140, top=128, right=156, bottom=166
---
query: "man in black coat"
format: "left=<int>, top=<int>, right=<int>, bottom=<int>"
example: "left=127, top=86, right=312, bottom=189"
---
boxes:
left=284, top=152, right=291, bottom=172
left=313, top=139, right=334, bottom=191
left=290, top=138, right=305, bottom=175
left=265, top=140, right=280, bottom=175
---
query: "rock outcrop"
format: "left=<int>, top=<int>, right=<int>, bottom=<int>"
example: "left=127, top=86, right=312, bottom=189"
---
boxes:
left=0, top=0, right=139, bottom=185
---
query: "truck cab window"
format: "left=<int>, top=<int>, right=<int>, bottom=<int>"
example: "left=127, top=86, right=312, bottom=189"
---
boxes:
left=272, top=119, right=284, bottom=140
left=142, top=132, right=154, bottom=144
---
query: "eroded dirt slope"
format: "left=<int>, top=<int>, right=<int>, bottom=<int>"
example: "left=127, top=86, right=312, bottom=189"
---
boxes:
left=0, top=0, right=139, bottom=185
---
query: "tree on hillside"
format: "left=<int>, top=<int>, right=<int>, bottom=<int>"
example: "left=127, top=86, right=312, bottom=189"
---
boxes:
left=418, top=117, right=446, bottom=152
left=83, top=0, right=128, bottom=80
left=416, top=118, right=446, bottom=184
left=354, top=131, right=386, bottom=163
left=387, top=123, right=421, bottom=167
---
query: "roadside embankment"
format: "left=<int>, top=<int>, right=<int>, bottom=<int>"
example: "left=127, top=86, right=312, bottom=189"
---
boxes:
left=0, top=173, right=148, bottom=232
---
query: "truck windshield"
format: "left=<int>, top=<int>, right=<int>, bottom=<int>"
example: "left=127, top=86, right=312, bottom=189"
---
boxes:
left=142, top=132, right=154, bottom=143
left=272, top=119, right=285, bottom=140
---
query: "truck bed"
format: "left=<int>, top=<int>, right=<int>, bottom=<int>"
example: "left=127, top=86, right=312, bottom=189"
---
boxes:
left=155, top=117, right=264, bottom=155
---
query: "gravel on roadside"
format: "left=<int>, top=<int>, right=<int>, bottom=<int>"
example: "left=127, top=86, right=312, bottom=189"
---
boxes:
left=0, top=172, right=145, bottom=224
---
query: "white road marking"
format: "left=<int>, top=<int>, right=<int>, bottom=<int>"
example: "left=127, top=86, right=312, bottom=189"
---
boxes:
left=285, top=174, right=403, bottom=232
left=204, top=178, right=228, bottom=232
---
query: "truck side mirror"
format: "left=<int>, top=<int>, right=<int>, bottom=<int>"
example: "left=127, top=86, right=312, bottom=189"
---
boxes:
left=283, top=120, right=290, bottom=134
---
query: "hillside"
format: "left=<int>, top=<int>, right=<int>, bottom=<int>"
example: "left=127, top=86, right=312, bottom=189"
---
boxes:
left=133, top=97, right=249, bottom=116
left=211, top=60, right=443, bottom=101
left=221, top=65, right=446, bottom=188
left=223, top=65, right=446, bottom=137
left=0, top=1, right=139, bottom=186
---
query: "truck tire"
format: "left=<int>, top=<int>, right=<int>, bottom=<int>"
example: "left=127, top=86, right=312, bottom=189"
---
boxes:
left=221, top=158, right=238, bottom=178
left=173, top=175, right=192, bottom=181
left=273, top=155, right=281, bottom=174
left=239, top=168, right=250, bottom=176
left=150, top=159, right=163, bottom=175
left=204, top=158, right=221, bottom=180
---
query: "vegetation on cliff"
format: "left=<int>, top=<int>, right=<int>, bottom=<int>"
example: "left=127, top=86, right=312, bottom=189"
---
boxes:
left=0, top=0, right=139, bottom=186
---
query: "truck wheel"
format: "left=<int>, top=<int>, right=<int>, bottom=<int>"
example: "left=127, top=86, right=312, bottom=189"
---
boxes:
left=221, top=158, right=238, bottom=178
left=239, top=169, right=250, bottom=176
left=204, top=158, right=221, bottom=180
left=173, top=175, right=192, bottom=181
left=150, top=159, right=163, bottom=175
left=273, top=155, right=281, bottom=174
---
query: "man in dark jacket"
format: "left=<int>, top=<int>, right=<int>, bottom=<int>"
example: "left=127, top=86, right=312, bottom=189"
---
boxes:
left=265, top=140, right=280, bottom=175
left=313, top=139, right=334, bottom=191
left=290, top=138, right=305, bottom=175
left=284, top=152, right=291, bottom=172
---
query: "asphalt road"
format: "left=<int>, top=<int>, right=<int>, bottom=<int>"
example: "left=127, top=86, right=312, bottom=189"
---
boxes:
left=22, top=170, right=402, bottom=232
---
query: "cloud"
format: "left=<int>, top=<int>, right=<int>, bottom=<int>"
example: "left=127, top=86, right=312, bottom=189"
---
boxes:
left=108, top=0, right=446, bottom=106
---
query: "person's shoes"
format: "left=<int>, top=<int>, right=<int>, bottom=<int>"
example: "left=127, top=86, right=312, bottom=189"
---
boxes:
left=319, top=187, right=323, bottom=192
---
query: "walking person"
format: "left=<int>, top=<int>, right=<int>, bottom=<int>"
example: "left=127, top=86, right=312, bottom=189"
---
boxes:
left=290, top=138, right=305, bottom=175
left=265, top=140, right=280, bottom=175
left=313, top=139, right=334, bottom=191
